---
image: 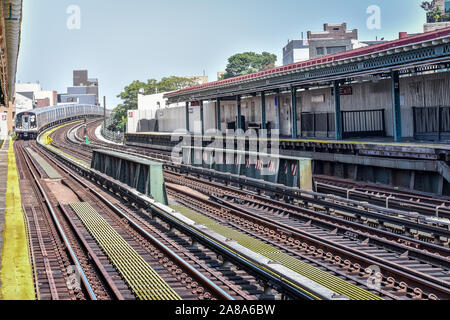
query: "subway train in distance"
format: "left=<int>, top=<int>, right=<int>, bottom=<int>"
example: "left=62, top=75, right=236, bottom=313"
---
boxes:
left=15, top=104, right=104, bottom=139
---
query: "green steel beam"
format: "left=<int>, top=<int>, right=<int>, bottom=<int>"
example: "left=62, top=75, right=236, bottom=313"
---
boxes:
left=291, top=87, right=298, bottom=139
left=200, top=100, right=204, bottom=135
left=334, top=80, right=342, bottom=140
left=391, top=70, right=402, bottom=142
left=261, top=91, right=266, bottom=130
left=236, top=95, right=242, bottom=130
left=185, top=102, right=190, bottom=132
left=217, top=98, right=221, bottom=132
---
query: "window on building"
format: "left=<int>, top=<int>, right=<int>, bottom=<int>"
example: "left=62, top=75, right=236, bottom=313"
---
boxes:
left=446, top=1, right=450, bottom=13
left=316, top=47, right=324, bottom=56
left=326, top=46, right=347, bottom=55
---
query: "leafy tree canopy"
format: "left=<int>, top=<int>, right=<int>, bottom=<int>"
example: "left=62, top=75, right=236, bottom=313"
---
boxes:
left=421, top=0, right=443, bottom=20
left=220, top=52, right=277, bottom=80
left=111, top=76, right=197, bottom=129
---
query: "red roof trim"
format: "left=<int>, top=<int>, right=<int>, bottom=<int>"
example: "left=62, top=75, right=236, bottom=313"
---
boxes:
left=166, top=27, right=450, bottom=98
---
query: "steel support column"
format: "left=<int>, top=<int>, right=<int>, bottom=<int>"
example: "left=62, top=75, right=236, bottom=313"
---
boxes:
left=185, top=102, right=190, bottom=132
left=200, top=100, right=204, bottom=135
left=217, top=98, right=221, bottom=132
left=275, top=93, right=281, bottom=130
left=391, top=70, right=402, bottom=142
left=261, top=91, right=266, bottom=130
left=334, top=80, right=342, bottom=140
left=236, top=95, right=242, bottom=130
left=291, top=87, right=298, bottom=139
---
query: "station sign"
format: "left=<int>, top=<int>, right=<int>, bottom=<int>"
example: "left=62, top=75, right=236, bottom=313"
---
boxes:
left=0, top=113, right=7, bottom=139
left=340, top=86, right=353, bottom=95
left=128, top=111, right=134, bottom=118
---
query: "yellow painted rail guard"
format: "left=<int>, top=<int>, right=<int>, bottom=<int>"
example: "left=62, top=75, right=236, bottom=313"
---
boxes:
left=0, top=140, right=35, bottom=300
left=71, top=202, right=181, bottom=300
left=172, top=205, right=383, bottom=300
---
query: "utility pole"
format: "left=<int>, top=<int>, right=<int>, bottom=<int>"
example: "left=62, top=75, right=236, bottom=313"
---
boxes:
left=103, top=96, right=106, bottom=132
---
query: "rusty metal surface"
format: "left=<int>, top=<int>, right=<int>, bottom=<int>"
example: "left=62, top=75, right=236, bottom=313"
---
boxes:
left=164, top=172, right=450, bottom=300
left=56, top=118, right=450, bottom=300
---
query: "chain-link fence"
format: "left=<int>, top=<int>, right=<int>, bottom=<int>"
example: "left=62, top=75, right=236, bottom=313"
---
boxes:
left=101, top=117, right=124, bottom=143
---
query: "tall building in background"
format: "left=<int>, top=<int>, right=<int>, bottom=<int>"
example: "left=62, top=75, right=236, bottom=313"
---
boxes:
left=308, top=23, right=361, bottom=59
left=15, top=82, right=58, bottom=112
left=186, top=75, right=209, bottom=85
left=283, top=38, right=310, bottom=65
left=59, top=70, right=99, bottom=105
left=283, top=23, right=385, bottom=65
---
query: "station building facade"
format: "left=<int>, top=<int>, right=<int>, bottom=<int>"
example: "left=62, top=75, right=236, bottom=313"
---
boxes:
left=161, top=28, right=450, bottom=143
left=152, top=68, right=450, bottom=142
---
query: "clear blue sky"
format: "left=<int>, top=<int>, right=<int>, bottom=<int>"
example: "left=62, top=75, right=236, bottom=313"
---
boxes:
left=17, top=0, right=427, bottom=109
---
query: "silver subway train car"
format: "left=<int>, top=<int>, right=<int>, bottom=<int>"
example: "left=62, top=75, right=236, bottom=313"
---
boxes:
left=15, top=104, right=104, bottom=139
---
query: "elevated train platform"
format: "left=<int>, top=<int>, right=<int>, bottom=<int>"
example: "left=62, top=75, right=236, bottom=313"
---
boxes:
left=0, top=138, right=35, bottom=300
left=126, top=131, right=450, bottom=197
left=126, top=28, right=450, bottom=198
left=126, top=131, right=450, bottom=156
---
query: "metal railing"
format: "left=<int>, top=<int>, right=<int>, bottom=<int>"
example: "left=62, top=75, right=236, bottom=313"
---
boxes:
left=413, top=106, right=450, bottom=142
left=300, top=112, right=335, bottom=138
left=342, top=109, right=386, bottom=139
left=426, top=12, right=450, bottom=23
left=300, top=109, right=386, bottom=139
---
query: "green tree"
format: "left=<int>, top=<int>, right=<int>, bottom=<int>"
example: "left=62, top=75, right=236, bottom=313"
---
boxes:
left=111, top=76, right=197, bottom=130
left=421, top=1, right=443, bottom=22
left=157, top=76, right=197, bottom=92
left=221, top=52, right=277, bottom=80
left=112, top=80, right=146, bottom=127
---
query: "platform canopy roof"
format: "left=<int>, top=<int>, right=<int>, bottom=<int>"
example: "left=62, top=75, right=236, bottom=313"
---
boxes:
left=0, top=0, right=23, bottom=104
left=165, top=27, right=450, bottom=103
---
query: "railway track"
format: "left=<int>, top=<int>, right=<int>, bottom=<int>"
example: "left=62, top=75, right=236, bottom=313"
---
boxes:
left=314, top=175, right=450, bottom=220
left=46, top=120, right=379, bottom=300
left=47, top=119, right=450, bottom=300
left=24, top=133, right=272, bottom=300
left=163, top=171, right=450, bottom=300
left=76, top=121, right=450, bottom=232
left=77, top=122, right=450, bottom=244
left=16, top=140, right=97, bottom=300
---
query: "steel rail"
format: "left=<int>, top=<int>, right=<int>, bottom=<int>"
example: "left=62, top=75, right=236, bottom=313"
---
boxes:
left=36, top=130, right=237, bottom=301
left=20, top=146, right=97, bottom=300
left=39, top=125, right=333, bottom=300
left=167, top=183, right=450, bottom=300
left=164, top=171, right=450, bottom=259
